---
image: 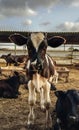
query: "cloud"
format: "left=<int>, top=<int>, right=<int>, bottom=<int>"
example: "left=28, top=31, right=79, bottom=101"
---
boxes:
left=0, top=0, right=79, bottom=18
left=28, top=0, right=79, bottom=8
left=40, top=21, right=51, bottom=26
left=27, top=8, right=37, bottom=16
left=0, top=14, right=4, bottom=19
left=0, top=0, right=37, bottom=17
left=28, top=0, right=59, bottom=9
left=71, top=0, right=79, bottom=7
left=0, top=0, right=79, bottom=32
left=56, top=21, right=79, bottom=32
left=22, top=19, right=32, bottom=25
left=59, top=0, right=79, bottom=7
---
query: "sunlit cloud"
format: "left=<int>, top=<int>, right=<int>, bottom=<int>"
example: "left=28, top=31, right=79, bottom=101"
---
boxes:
left=22, top=19, right=32, bottom=25
left=56, top=21, right=79, bottom=32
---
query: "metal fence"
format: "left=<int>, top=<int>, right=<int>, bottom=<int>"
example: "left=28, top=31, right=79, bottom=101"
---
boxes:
left=0, top=43, right=79, bottom=65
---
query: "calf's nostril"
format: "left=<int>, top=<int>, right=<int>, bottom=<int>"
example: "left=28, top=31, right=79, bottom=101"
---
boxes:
left=69, top=116, right=77, bottom=123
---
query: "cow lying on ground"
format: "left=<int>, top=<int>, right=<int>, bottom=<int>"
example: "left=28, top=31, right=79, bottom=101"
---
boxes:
left=53, top=89, right=79, bottom=130
left=1, top=53, right=18, bottom=66
left=1, top=53, right=28, bottom=66
left=9, top=32, right=66, bottom=128
left=0, top=71, right=24, bottom=98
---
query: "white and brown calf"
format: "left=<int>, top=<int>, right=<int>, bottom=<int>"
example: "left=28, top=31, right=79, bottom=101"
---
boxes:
left=9, top=32, right=66, bottom=128
left=28, top=72, right=51, bottom=127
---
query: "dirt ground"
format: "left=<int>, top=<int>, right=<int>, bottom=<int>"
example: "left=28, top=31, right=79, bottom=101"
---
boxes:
left=0, top=66, right=79, bottom=130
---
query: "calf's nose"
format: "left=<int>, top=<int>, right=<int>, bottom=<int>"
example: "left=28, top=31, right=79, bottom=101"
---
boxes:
left=69, top=116, right=76, bottom=120
left=68, top=115, right=77, bottom=123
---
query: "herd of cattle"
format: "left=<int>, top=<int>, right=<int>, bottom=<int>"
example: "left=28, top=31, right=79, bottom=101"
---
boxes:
left=1, top=53, right=29, bottom=66
left=0, top=32, right=79, bottom=130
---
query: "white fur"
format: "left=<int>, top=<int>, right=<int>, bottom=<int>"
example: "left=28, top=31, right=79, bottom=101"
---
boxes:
left=26, top=60, right=30, bottom=69
left=45, top=54, right=49, bottom=66
left=31, top=33, right=45, bottom=51
left=52, top=70, right=59, bottom=84
left=47, top=55, right=54, bottom=66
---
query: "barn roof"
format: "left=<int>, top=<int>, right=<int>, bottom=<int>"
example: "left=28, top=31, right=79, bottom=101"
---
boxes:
left=0, top=31, right=79, bottom=44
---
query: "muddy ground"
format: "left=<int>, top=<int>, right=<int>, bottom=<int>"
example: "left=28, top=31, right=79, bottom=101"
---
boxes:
left=0, top=66, right=79, bottom=130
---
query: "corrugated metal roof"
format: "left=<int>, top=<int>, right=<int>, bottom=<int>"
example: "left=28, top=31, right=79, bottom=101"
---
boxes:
left=0, top=31, right=79, bottom=44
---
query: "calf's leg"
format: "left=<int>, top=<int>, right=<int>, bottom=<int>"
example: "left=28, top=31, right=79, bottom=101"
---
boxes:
left=44, top=82, right=52, bottom=128
left=40, top=88, right=45, bottom=110
left=27, top=81, right=36, bottom=126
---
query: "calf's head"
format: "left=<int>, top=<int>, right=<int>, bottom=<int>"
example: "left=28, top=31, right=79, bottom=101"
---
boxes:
left=55, top=89, right=79, bottom=125
left=9, top=32, right=66, bottom=71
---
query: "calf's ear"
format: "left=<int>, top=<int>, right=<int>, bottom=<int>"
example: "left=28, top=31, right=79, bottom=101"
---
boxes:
left=48, top=36, right=66, bottom=48
left=7, top=53, right=11, bottom=56
left=9, top=33, right=28, bottom=46
left=55, top=90, right=65, bottom=98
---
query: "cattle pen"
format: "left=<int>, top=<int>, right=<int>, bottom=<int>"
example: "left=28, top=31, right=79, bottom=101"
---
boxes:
left=0, top=67, right=79, bottom=130
left=0, top=31, right=79, bottom=66
left=0, top=31, right=79, bottom=130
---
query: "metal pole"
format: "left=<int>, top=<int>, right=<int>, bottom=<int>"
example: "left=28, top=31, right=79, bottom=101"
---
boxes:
left=64, top=44, right=65, bottom=51
left=14, top=44, right=16, bottom=55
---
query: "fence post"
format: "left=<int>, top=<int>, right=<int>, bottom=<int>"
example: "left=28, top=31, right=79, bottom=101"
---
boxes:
left=64, top=44, right=65, bottom=51
left=71, top=44, right=73, bottom=64
left=14, top=44, right=16, bottom=55
left=23, top=45, right=26, bottom=54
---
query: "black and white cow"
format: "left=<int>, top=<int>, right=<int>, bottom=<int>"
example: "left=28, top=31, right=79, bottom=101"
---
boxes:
left=9, top=32, right=66, bottom=128
left=1, top=53, right=18, bottom=66
left=0, top=71, right=23, bottom=98
left=53, top=89, right=79, bottom=130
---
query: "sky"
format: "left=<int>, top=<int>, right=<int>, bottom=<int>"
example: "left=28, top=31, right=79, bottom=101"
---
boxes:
left=0, top=0, right=79, bottom=32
